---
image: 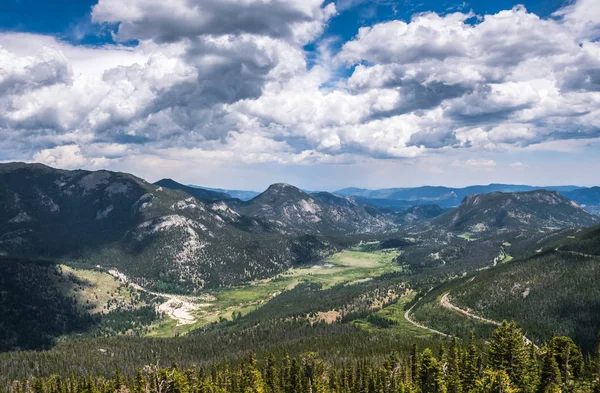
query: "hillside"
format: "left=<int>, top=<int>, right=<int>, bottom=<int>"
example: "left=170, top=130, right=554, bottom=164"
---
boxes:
left=0, top=258, right=96, bottom=351
left=0, top=257, right=161, bottom=351
left=233, top=183, right=398, bottom=236
left=563, top=187, right=600, bottom=215
left=0, top=163, right=335, bottom=292
left=154, top=179, right=231, bottom=201
left=385, top=191, right=597, bottom=275
left=426, top=190, right=598, bottom=235
left=420, top=225, right=600, bottom=350
left=336, top=184, right=586, bottom=208
left=394, top=204, right=446, bottom=225
left=189, top=185, right=260, bottom=201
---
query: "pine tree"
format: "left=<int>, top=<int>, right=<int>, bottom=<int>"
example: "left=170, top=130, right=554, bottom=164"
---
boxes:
left=133, top=369, right=146, bottom=393
left=446, top=337, right=462, bottom=393
left=462, top=331, right=479, bottom=393
left=522, top=344, right=540, bottom=393
left=241, top=353, right=265, bottom=393
left=417, top=349, right=447, bottom=393
left=489, top=322, right=528, bottom=391
left=477, top=370, right=517, bottom=393
left=265, top=354, right=281, bottom=393
left=539, top=343, right=562, bottom=393
left=289, top=358, right=303, bottom=393
left=411, top=343, right=419, bottom=388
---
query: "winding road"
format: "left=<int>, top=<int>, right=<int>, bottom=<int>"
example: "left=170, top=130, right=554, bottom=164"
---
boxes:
left=440, top=293, right=499, bottom=326
left=403, top=289, right=537, bottom=348
left=403, top=290, right=450, bottom=338
left=440, top=291, right=538, bottom=348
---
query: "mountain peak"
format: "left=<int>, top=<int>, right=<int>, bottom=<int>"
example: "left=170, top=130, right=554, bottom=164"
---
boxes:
left=432, top=190, right=598, bottom=234
left=154, top=179, right=230, bottom=201
left=255, top=183, right=307, bottom=200
left=266, top=183, right=299, bottom=192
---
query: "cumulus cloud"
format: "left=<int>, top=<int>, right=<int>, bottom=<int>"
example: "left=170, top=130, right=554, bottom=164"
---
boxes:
left=510, top=162, right=529, bottom=168
left=452, top=159, right=497, bottom=168
left=92, top=0, right=336, bottom=44
left=1, top=0, right=600, bottom=184
left=33, top=145, right=109, bottom=169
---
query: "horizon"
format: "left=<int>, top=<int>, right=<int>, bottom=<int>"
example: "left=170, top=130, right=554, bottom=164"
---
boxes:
left=3, top=160, right=595, bottom=193
left=1, top=0, right=599, bottom=190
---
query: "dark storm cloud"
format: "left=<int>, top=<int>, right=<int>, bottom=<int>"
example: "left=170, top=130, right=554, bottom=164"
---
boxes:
left=92, top=0, right=332, bottom=43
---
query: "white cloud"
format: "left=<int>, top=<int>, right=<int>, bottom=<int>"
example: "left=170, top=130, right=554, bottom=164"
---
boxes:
left=510, top=161, right=528, bottom=168
left=33, top=145, right=110, bottom=169
left=1, top=0, right=600, bottom=187
left=453, top=159, right=497, bottom=168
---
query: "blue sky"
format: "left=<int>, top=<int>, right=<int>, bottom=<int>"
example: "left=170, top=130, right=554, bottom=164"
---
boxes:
left=0, top=0, right=568, bottom=44
left=0, top=0, right=599, bottom=190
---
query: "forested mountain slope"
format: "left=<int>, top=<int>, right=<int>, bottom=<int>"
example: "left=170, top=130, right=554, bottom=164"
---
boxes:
left=0, top=257, right=160, bottom=351
left=442, top=224, right=600, bottom=350
left=336, top=184, right=584, bottom=207
left=0, top=163, right=335, bottom=292
left=153, top=178, right=231, bottom=201
left=426, top=190, right=598, bottom=234
left=384, top=190, right=597, bottom=276
left=232, top=183, right=398, bottom=235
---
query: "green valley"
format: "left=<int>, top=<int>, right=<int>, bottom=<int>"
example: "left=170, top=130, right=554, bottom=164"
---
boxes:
left=146, top=246, right=405, bottom=337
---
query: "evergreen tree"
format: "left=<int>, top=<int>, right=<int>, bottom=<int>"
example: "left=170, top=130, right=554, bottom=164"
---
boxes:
left=417, top=349, right=447, bottom=393
left=242, top=353, right=265, bottom=393
left=462, top=332, right=480, bottom=393
left=489, top=322, right=528, bottom=391
left=411, top=343, right=419, bottom=388
left=477, top=370, right=517, bottom=393
left=446, top=337, right=462, bottom=393
left=523, top=344, right=540, bottom=393
left=265, top=354, right=280, bottom=393
left=539, top=343, right=562, bottom=393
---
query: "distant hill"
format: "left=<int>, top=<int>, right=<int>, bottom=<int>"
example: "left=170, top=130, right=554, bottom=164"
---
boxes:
left=187, top=185, right=260, bottom=201
left=0, top=163, right=336, bottom=292
left=426, top=190, right=598, bottom=235
left=232, top=183, right=397, bottom=236
left=154, top=179, right=231, bottom=201
left=336, top=184, right=587, bottom=208
left=446, top=224, right=600, bottom=350
left=394, top=204, right=446, bottom=225
left=563, top=187, right=600, bottom=215
left=385, top=190, right=598, bottom=276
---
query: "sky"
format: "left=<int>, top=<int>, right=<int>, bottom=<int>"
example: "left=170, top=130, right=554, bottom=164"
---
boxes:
left=0, top=0, right=599, bottom=191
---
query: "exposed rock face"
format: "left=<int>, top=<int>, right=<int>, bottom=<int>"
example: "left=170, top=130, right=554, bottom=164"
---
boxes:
left=233, top=184, right=397, bottom=235
left=0, top=163, right=336, bottom=292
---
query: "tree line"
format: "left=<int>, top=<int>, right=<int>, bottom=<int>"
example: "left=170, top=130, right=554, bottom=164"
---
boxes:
left=5, top=322, right=600, bottom=393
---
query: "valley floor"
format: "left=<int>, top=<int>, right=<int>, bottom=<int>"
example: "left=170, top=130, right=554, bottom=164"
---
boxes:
left=103, top=245, right=406, bottom=337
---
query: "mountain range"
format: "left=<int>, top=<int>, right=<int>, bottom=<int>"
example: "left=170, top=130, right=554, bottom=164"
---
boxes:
left=183, top=182, right=600, bottom=214
left=186, top=184, right=260, bottom=201
left=425, top=190, right=598, bottom=234
left=335, top=184, right=600, bottom=212
left=3, top=162, right=600, bottom=363
left=2, top=163, right=598, bottom=294
left=0, top=163, right=340, bottom=292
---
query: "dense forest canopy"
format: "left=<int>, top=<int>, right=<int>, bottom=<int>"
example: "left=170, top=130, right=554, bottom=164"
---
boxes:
left=4, top=323, right=600, bottom=393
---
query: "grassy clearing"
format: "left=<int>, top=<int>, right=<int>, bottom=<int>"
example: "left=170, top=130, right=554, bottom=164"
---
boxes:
left=501, top=254, right=514, bottom=263
left=51, top=265, right=145, bottom=314
left=458, top=233, right=474, bottom=241
left=147, top=247, right=403, bottom=337
left=353, top=292, right=435, bottom=339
